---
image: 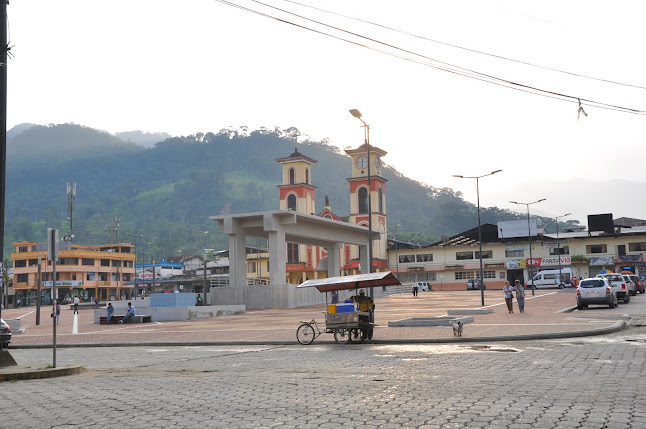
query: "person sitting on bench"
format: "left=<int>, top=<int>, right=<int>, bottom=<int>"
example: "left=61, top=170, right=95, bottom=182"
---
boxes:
left=119, top=302, right=135, bottom=324
left=106, top=303, right=114, bottom=324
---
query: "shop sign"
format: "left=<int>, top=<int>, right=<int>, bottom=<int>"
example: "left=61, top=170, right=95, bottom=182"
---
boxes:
left=44, top=280, right=84, bottom=287
left=590, top=257, right=613, bottom=266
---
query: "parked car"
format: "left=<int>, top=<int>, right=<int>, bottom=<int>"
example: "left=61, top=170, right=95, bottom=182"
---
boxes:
left=628, top=274, right=645, bottom=294
left=1, top=318, right=11, bottom=348
left=621, top=274, right=637, bottom=296
left=596, top=273, right=630, bottom=303
left=412, top=281, right=431, bottom=292
left=577, top=278, right=618, bottom=309
left=467, top=279, right=485, bottom=290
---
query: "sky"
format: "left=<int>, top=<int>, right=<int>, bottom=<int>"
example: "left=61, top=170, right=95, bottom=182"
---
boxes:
left=6, top=0, right=646, bottom=228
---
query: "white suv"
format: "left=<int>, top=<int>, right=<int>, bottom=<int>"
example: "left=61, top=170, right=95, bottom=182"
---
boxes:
left=621, top=274, right=637, bottom=296
left=597, top=273, right=631, bottom=303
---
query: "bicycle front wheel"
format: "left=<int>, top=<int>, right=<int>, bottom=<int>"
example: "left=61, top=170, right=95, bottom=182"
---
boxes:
left=297, top=323, right=316, bottom=345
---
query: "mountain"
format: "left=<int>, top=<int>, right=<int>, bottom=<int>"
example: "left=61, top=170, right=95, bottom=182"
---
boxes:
left=2, top=124, right=579, bottom=260
left=115, top=130, right=173, bottom=148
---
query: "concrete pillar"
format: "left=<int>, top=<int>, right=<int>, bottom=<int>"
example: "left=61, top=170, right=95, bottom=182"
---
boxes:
left=268, top=230, right=286, bottom=285
left=359, top=245, right=369, bottom=274
left=229, top=232, right=247, bottom=287
left=326, top=244, right=341, bottom=278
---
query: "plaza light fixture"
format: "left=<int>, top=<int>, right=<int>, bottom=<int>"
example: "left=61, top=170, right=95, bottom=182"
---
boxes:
left=349, top=109, right=373, bottom=282
left=555, top=213, right=571, bottom=287
left=509, top=199, right=546, bottom=296
left=453, top=170, right=502, bottom=306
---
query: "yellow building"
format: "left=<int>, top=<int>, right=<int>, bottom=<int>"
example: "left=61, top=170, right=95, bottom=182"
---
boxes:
left=11, top=241, right=136, bottom=304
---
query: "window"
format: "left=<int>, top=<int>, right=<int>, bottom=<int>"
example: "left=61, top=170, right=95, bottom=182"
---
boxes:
left=289, top=167, right=295, bottom=185
left=87, top=272, right=96, bottom=281
left=416, top=254, right=433, bottom=262
left=549, top=246, right=569, bottom=255
left=98, top=272, right=108, bottom=281
left=456, top=251, right=474, bottom=260
left=455, top=271, right=475, bottom=280
left=378, top=188, right=384, bottom=213
left=586, top=244, right=607, bottom=254
left=29, top=259, right=39, bottom=267
left=629, top=242, right=646, bottom=252
left=398, top=255, right=415, bottom=263
left=112, top=260, right=122, bottom=267
left=287, top=243, right=300, bottom=263
left=82, top=258, right=94, bottom=266
left=305, top=168, right=309, bottom=184
left=122, top=273, right=131, bottom=282
left=505, top=249, right=524, bottom=258
left=14, top=260, right=26, bottom=268
left=111, top=272, right=120, bottom=281
left=358, top=187, right=368, bottom=214
left=475, top=250, right=492, bottom=259
left=287, top=194, right=297, bottom=211
left=476, top=270, right=496, bottom=279
left=58, top=258, right=79, bottom=265
left=543, top=274, right=557, bottom=280
left=248, top=262, right=256, bottom=273
left=16, top=273, right=28, bottom=282
left=100, top=259, right=110, bottom=267
left=323, top=214, right=333, bottom=219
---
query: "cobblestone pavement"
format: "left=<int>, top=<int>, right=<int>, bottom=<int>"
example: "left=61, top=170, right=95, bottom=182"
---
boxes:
left=2, top=289, right=635, bottom=346
left=4, top=325, right=646, bottom=428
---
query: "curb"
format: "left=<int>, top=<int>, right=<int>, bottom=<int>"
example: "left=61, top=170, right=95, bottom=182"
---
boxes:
left=7, top=320, right=627, bottom=348
left=0, top=364, right=84, bottom=382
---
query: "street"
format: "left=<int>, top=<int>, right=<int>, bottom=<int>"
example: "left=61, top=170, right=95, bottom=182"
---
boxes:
left=3, top=326, right=646, bottom=428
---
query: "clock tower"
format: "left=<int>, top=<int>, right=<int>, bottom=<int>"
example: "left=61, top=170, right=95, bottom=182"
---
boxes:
left=276, top=148, right=317, bottom=214
left=345, top=143, right=388, bottom=272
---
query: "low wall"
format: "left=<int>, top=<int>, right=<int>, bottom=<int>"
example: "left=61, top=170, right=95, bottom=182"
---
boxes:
left=209, top=284, right=393, bottom=310
left=93, top=305, right=245, bottom=323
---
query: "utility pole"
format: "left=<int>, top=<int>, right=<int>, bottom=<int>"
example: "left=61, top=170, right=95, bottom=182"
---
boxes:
left=0, top=0, right=9, bottom=342
left=66, top=182, right=77, bottom=241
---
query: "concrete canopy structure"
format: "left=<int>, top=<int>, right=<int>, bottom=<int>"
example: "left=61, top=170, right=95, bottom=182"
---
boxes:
left=211, top=210, right=381, bottom=287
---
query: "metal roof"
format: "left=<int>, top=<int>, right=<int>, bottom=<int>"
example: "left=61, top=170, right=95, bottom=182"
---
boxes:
left=296, top=271, right=401, bottom=293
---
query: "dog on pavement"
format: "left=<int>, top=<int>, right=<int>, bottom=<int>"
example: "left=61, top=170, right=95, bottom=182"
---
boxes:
left=451, top=320, right=463, bottom=337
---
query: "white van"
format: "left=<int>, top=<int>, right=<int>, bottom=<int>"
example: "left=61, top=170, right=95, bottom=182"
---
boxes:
left=527, top=268, right=573, bottom=289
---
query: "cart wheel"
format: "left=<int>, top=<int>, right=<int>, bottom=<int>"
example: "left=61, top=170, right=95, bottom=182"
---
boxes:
left=334, top=329, right=350, bottom=344
left=352, top=329, right=365, bottom=343
left=297, top=323, right=316, bottom=345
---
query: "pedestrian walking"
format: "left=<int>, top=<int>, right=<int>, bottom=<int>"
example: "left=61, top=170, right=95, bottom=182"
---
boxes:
left=55, top=301, right=61, bottom=324
left=73, top=296, right=80, bottom=314
left=503, top=281, right=516, bottom=314
left=515, top=280, right=526, bottom=313
left=16, top=298, right=21, bottom=308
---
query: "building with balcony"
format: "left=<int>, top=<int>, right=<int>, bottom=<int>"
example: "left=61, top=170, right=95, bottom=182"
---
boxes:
left=388, top=220, right=646, bottom=290
left=11, top=241, right=136, bottom=305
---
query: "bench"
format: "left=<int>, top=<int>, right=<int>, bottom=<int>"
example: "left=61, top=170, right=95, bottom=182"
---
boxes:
left=99, top=314, right=152, bottom=325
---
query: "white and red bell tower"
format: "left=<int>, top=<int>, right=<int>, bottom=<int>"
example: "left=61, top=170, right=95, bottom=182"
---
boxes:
left=345, top=143, right=388, bottom=272
left=276, top=148, right=317, bottom=214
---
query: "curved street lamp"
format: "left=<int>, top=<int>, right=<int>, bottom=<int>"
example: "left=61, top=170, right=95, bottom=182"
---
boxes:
left=510, top=199, right=546, bottom=296
left=453, top=170, right=502, bottom=306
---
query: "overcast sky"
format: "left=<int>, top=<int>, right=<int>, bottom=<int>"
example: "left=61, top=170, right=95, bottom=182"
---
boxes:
left=6, top=1, right=646, bottom=227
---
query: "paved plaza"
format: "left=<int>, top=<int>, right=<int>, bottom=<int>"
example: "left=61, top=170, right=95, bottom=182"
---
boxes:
left=3, top=329, right=646, bottom=428
left=0, top=290, right=634, bottom=347
left=2, top=290, right=646, bottom=428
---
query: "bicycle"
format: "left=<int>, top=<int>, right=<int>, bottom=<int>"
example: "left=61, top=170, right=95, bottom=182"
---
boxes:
left=296, top=318, right=322, bottom=345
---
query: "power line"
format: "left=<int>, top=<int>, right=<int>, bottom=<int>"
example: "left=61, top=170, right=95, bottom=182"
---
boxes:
left=213, top=0, right=645, bottom=115
left=282, top=0, right=646, bottom=91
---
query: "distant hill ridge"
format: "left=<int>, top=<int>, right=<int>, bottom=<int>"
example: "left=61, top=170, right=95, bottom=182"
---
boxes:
left=2, top=123, right=574, bottom=259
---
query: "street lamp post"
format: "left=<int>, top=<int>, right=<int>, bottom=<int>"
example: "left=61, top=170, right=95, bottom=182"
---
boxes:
left=453, top=170, right=502, bottom=306
left=510, top=199, right=546, bottom=296
left=349, top=109, right=374, bottom=297
left=394, top=224, right=400, bottom=279
left=203, top=248, right=214, bottom=305
left=555, top=213, right=571, bottom=287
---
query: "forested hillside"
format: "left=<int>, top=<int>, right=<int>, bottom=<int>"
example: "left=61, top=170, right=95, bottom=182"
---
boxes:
left=3, top=124, right=579, bottom=260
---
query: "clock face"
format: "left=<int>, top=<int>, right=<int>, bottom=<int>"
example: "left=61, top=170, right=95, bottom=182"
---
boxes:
left=355, top=155, right=368, bottom=169
left=375, top=156, right=381, bottom=170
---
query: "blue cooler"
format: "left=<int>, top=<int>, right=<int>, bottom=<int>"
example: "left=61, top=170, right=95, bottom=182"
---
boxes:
left=335, top=303, right=355, bottom=313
